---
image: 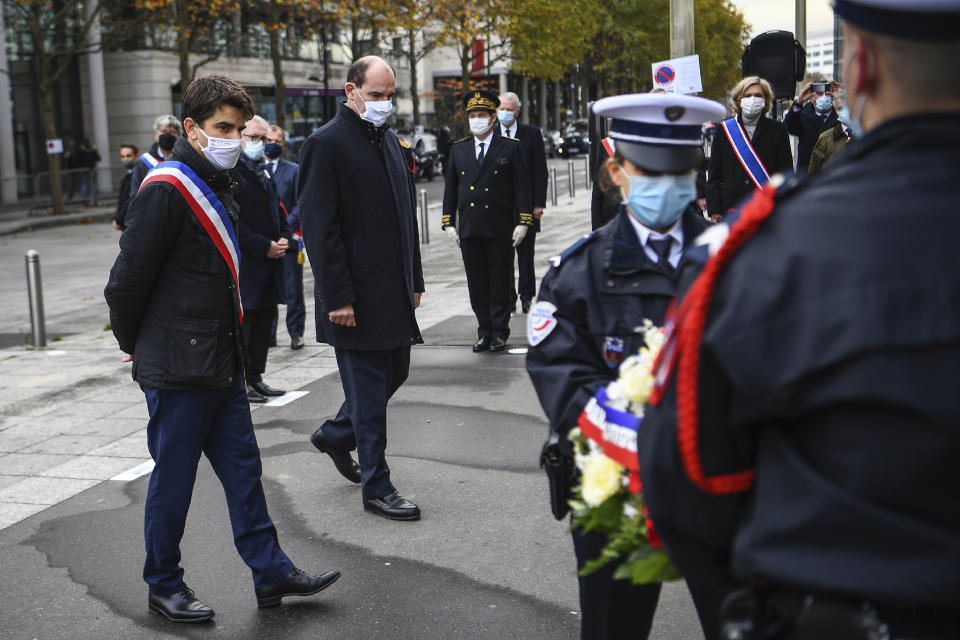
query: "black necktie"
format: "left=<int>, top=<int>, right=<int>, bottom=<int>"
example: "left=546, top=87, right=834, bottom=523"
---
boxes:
left=477, top=142, right=485, bottom=163
left=647, top=238, right=674, bottom=272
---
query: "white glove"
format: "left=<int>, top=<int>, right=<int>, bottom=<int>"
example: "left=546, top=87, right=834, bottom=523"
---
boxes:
left=444, top=226, right=460, bottom=247
left=512, top=224, right=528, bottom=248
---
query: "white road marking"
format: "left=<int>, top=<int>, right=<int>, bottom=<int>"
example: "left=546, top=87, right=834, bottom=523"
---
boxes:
left=264, top=390, right=310, bottom=407
left=110, top=460, right=155, bottom=481
left=508, top=348, right=528, bottom=355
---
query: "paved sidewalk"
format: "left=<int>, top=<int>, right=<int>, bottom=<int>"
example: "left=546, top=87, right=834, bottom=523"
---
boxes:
left=0, top=190, right=595, bottom=530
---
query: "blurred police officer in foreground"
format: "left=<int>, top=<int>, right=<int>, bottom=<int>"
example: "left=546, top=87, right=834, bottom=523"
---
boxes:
left=526, top=93, right=727, bottom=640
left=442, top=89, right=533, bottom=352
left=104, top=74, right=339, bottom=623
left=638, top=1, right=960, bottom=638
left=496, top=91, right=548, bottom=314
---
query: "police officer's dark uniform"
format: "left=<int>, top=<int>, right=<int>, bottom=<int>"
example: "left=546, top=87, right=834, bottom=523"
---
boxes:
left=128, top=136, right=174, bottom=200
left=235, top=149, right=290, bottom=402
left=526, top=94, right=727, bottom=640
left=442, top=90, right=533, bottom=351
left=104, top=84, right=338, bottom=621
left=299, top=90, right=424, bottom=520
left=637, top=2, right=960, bottom=638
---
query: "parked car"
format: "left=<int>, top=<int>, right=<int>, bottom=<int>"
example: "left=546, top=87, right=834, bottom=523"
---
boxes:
left=557, top=120, right=589, bottom=157
left=542, top=129, right=561, bottom=158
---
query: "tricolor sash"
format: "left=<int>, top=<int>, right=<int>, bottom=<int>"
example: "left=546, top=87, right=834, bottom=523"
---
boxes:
left=577, top=386, right=643, bottom=493
left=138, top=152, right=160, bottom=172
left=139, top=161, right=244, bottom=323
left=721, top=117, right=770, bottom=189
left=601, top=136, right=616, bottom=159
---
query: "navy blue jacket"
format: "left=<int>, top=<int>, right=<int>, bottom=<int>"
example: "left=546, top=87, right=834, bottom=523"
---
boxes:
left=638, top=114, right=960, bottom=614
left=235, top=153, right=290, bottom=310
left=298, top=103, right=424, bottom=351
left=783, top=101, right=838, bottom=174
left=104, top=138, right=246, bottom=389
left=526, top=205, right=709, bottom=449
left=268, top=157, right=301, bottom=232
left=495, top=122, right=547, bottom=230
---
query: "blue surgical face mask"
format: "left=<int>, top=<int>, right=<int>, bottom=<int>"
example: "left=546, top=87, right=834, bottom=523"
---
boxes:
left=815, top=95, right=834, bottom=113
left=624, top=172, right=697, bottom=229
left=497, top=110, right=516, bottom=127
left=244, top=140, right=264, bottom=160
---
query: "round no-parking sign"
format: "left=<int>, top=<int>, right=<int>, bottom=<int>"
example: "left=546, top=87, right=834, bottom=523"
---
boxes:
left=654, top=64, right=676, bottom=88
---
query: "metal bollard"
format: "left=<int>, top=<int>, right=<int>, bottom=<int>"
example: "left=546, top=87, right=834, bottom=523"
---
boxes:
left=25, top=250, right=46, bottom=348
left=567, top=160, right=576, bottom=198
left=583, top=156, right=591, bottom=190
left=550, top=167, right=558, bottom=206
left=419, top=188, right=430, bottom=245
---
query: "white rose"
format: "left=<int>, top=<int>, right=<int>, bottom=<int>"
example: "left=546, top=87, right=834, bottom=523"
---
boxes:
left=581, top=454, right=625, bottom=507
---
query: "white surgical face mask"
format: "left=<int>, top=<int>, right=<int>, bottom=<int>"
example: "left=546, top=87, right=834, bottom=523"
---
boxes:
left=740, top=96, right=765, bottom=119
left=243, top=139, right=264, bottom=161
left=469, top=115, right=493, bottom=137
left=353, top=89, right=393, bottom=127
left=197, top=127, right=243, bottom=171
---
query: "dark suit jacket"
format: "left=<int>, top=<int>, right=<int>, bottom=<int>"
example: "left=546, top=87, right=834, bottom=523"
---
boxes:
left=269, top=157, right=301, bottom=232
left=235, top=154, right=289, bottom=309
left=298, top=103, right=424, bottom=351
left=706, top=115, right=793, bottom=216
left=442, top=135, right=533, bottom=240
left=114, top=171, right=133, bottom=228
left=783, top=102, right=838, bottom=173
left=495, top=123, right=547, bottom=230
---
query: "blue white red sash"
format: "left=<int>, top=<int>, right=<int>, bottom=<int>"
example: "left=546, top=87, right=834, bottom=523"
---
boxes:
left=139, top=161, right=244, bottom=323
left=138, top=152, right=160, bottom=172
left=721, top=117, right=770, bottom=189
left=577, top=386, right=643, bottom=493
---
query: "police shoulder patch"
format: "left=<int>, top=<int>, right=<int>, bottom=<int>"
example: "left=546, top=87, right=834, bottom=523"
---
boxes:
left=548, top=232, right=596, bottom=268
left=527, top=301, right=558, bottom=347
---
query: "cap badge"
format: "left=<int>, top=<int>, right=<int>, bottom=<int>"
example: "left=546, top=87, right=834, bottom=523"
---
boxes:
left=665, top=106, right=685, bottom=122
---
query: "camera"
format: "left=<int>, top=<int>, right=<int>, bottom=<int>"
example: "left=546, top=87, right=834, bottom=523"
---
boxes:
left=811, top=82, right=829, bottom=94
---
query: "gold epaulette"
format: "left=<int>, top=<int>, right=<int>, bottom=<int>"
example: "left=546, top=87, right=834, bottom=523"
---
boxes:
left=451, top=137, right=471, bottom=145
left=502, top=135, right=519, bottom=141
left=398, top=138, right=412, bottom=149
left=519, top=212, right=533, bottom=226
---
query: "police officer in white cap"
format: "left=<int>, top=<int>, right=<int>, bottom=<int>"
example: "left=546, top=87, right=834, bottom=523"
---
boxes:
left=636, top=1, right=960, bottom=638
left=526, top=93, right=727, bottom=640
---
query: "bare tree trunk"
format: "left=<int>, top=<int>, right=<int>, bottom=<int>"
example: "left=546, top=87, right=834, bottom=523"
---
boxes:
left=268, top=0, right=285, bottom=128
left=538, top=79, right=547, bottom=131
left=350, top=17, right=360, bottom=61
left=407, top=27, right=420, bottom=126
left=553, top=80, right=561, bottom=131
left=520, top=76, right=529, bottom=125
left=175, top=0, right=192, bottom=88
left=38, top=84, right=65, bottom=215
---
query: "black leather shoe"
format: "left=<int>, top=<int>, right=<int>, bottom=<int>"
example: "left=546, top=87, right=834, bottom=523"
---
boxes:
left=521, top=297, right=532, bottom=314
left=472, top=336, right=491, bottom=352
left=255, top=568, right=341, bottom=609
left=148, top=588, right=214, bottom=623
left=252, top=381, right=286, bottom=396
left=248, top=388, right=268, bottom=404
left=489, top=337, right=507, bottom=352
left=291, top=336, right=305, bottom=350
left=364, top=491, right=421, bottom=521
left=310, top=428, right=362, bottom=484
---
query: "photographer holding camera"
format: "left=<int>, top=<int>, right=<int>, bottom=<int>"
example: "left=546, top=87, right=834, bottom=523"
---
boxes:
left=784, top=80, right=840, bottom=174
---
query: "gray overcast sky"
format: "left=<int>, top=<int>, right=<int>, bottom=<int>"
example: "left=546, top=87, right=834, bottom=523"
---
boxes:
left=732, top=0, right=835, bottom=37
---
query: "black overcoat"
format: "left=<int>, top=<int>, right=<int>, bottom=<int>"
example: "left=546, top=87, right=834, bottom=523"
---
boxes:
left=236, top=153, right=290, bottom=310
left=298, top=103, right=424, bottom=351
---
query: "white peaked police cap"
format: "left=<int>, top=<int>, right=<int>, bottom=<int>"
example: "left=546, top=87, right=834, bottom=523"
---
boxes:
left=593, top=93, right=726, bottom=173
left=833, top=0, right=960, bottom=39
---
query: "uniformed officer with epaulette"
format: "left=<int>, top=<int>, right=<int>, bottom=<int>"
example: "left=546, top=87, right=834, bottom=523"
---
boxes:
left=637, top=2, right=960, bottom=639
left=442, top=89, right=533, bottom=352
left=525, top=93, right=727, bottom=640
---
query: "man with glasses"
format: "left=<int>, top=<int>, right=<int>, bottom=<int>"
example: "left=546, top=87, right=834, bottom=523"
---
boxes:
left=236, top=115, right=291, bottom=403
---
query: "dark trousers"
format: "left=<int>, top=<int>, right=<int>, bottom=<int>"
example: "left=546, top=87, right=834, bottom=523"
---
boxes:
left=460, top=237, right=513, bottom=340
left=514, top=228, right=537, bottom=302
left=242, top=306, right=275, bottom=385
left=141, top=380, right=293, bottom=596
left=572, top=527, right=662, bottom=640
left=319, top=346, right=410, bottom=501
left=282, top=250, right=305, bottom=338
